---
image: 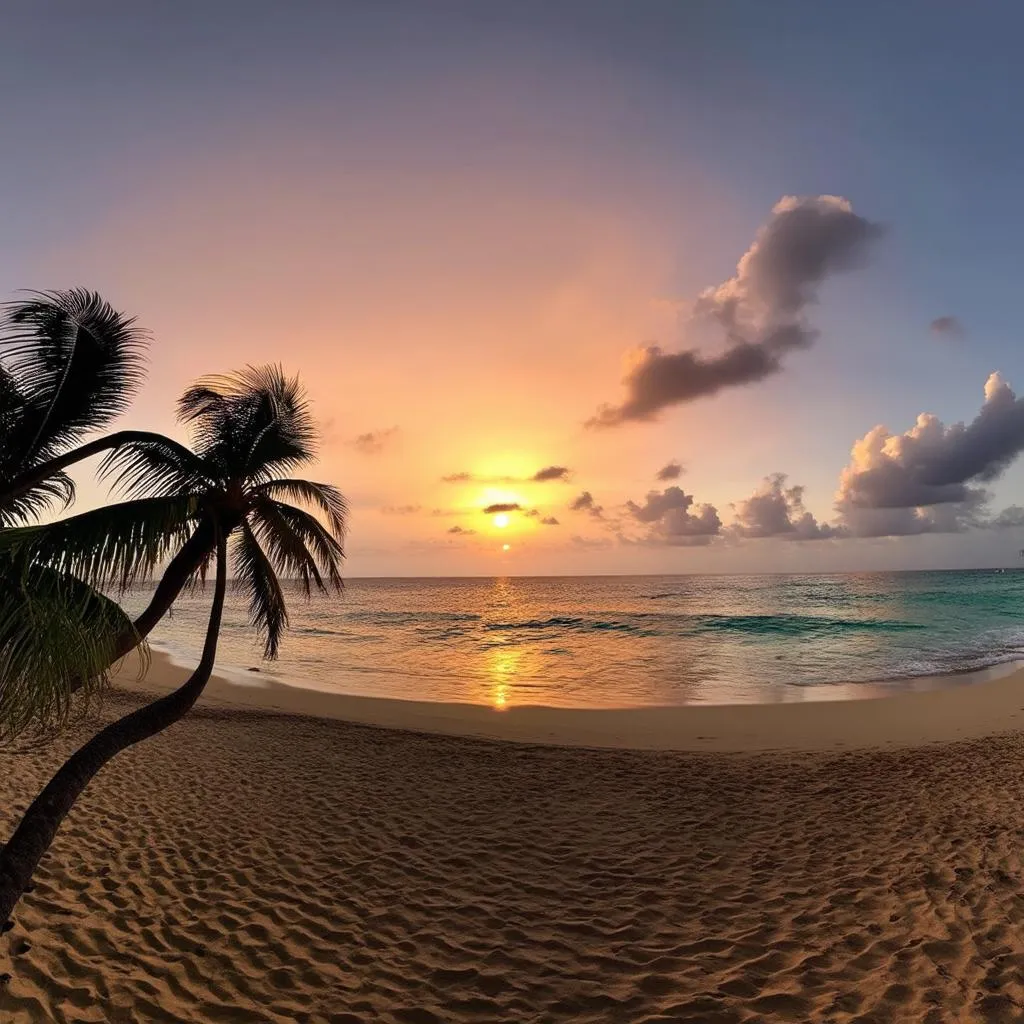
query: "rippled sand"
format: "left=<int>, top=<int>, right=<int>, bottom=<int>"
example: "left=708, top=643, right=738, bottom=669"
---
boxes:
left=3, top=683, right=1024, bottom=1022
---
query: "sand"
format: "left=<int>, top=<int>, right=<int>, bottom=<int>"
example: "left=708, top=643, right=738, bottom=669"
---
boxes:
left=1, top=657, right=1024, bottom=1021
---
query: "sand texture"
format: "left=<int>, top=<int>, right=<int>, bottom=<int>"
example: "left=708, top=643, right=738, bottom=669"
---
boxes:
left=3, top=681, right=1024, bottom=1021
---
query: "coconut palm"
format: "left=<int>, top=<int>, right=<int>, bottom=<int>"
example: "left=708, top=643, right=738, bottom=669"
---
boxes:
left=0, top=365, right=346, bottom=922
left=0, top=288, right=165, bottom=734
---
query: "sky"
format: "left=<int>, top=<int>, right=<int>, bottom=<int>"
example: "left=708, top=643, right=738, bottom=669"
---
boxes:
left=6, top=1, right=1024, bottom=575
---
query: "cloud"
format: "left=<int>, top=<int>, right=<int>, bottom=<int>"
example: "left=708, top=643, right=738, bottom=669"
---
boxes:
left=569, top=491, right=604, bottom=517
left=588, top=195, right=881, bottom=426
left=442, top=466, right=572, bottom=484
left=381, top=504, right=421, bottom=515
left=731, top=474, right=844, bottom=540
left=532, top=465, right=571, bottom=482
left=835, top=373, right=1024, bottom=536
left=839, top=373, right=1024, bottom=507
left=837, top=497, right=988, bottom=538
left=351, top=427, right=399, bottom=454
left=483, top=502, right=521, bottom=514
left=626, top=486, right=722, bottom=546
left=930, top=315, right=965, bottom=340
left=540, top=516, right=560, bottom=526
left=991, top=505, right=1024, bottom=529
left=656, top=460, right=683, bottom=481
left=447, top=525, right=476, bottom=535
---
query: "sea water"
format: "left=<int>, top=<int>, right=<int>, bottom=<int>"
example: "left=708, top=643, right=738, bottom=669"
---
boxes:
left=123, top=570, right=1024, bottom=708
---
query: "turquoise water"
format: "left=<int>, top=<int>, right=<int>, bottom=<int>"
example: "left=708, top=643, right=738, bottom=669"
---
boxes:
left=128, top=570, right=1024, bottom=708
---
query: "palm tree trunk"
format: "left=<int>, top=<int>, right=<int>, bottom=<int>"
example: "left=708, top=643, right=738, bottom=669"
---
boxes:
left=118, top=518, right=218, bottom=654
left=0, top=531, right=227, bottom=925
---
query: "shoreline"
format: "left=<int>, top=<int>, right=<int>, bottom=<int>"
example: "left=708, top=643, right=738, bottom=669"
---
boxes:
left=119, top=650, right=1024, bottom=753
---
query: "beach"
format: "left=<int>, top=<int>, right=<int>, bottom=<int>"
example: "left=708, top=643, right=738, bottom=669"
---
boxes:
left=2, top=656, right=1024, bottom=1022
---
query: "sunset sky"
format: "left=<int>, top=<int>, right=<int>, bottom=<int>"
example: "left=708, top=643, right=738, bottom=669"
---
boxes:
left=6, top=2, right=1024, bottom=575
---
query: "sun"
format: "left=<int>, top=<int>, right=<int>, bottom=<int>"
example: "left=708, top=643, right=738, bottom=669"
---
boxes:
left=502, top=543, right=510, bottom=552
left=493, top=513, right=510, bottom=528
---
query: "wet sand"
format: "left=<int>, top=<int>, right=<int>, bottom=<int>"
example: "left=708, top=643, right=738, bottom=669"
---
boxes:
left=1, top=654, right=1024, bottom=1022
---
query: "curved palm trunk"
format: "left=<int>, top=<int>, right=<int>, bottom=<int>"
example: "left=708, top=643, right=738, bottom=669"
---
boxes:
left=0, top=532, right=228, bottom=925
left=120, top=518, right=218, bottom=653
left=61, top=519, right=220, bottom=698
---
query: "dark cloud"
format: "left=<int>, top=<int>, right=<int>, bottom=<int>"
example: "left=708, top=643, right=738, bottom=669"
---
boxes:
left=656, top=460, right=683, bottom=481
left=441, top=472, right=472, bottom=483
left=589, top=195, right=881, bottom=427
left=351, top=427, right=399, bottom=454
left=381, top=504, right=421, bottom=515
left=447, top=525, right=476, bottom=535
left=930, top=316, right=965, bottom=340
left=483, top=502, right=521, bottom=514
left=731, top=474, right=844, bottom=541
left=569, top=491, right=604, bottom=517
left=626, top=486, right=721, bottom=546
left=540, top=516, right=560, bottom=526
left=532, top=465, right=571, bottom=482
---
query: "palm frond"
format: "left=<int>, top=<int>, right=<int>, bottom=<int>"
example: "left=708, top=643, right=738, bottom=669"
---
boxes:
left=0, top=557, right=143, bottom=741
left=232, top=520, right=288, bottom=659
left=98, top=433, right=210, bottom=500
left=0, top=289, right=149, bottom=468
left=253, top=478, right=348, bottom=538
left=178, top=365, right=317, bottom=480
left=0, top=472, right=74, bottom=527
left=250, top=497, right=345, bottom=593
left=0, top=496, right=199, bottom=591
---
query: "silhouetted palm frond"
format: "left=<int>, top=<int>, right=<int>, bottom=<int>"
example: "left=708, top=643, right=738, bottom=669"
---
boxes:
left=0, top=557, right=143, bottom=741
left=0, top=289, right=148, bottom=470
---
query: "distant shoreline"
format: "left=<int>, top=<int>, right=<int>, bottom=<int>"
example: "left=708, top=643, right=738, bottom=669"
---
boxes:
left=122, top=650, right=1024, bottom=754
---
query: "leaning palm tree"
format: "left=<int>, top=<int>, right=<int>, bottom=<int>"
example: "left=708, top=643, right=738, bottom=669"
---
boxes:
left=0, top=365, right=346, bottom=922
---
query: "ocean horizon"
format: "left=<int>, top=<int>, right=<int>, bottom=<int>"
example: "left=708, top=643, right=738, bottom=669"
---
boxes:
left=125, top=568, right=1024, bottom=708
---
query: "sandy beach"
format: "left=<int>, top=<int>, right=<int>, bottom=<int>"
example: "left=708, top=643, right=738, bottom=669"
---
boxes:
left=2, top=656, right=1024, bottom=1022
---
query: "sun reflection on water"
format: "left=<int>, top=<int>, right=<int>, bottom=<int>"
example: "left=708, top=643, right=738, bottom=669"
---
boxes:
left=487, top=645, right=518, bottom=710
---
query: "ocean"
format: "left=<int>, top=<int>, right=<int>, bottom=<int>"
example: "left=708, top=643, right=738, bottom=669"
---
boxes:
left=122, top=570, right=1024, bottom=708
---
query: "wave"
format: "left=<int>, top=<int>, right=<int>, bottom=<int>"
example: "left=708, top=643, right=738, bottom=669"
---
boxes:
left=484, top=616, right=657, bottom=636
left=483, top=612, right=924, bottom=638
left=345, top=611, right=481, bottom=625
left=687, top=614, right=925, bottom=637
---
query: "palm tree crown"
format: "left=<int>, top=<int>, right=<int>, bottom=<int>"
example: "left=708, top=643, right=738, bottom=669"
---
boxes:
left=0, top=288, right=148, bottom=525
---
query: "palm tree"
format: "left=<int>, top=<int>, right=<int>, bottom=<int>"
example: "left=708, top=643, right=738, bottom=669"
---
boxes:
left=0, top=365, right=347, bottom=923
left=0, top=288, right=164, bottom=734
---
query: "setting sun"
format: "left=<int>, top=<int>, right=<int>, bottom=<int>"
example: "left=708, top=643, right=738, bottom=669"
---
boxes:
left=493, top=513, right=510, bottom=528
